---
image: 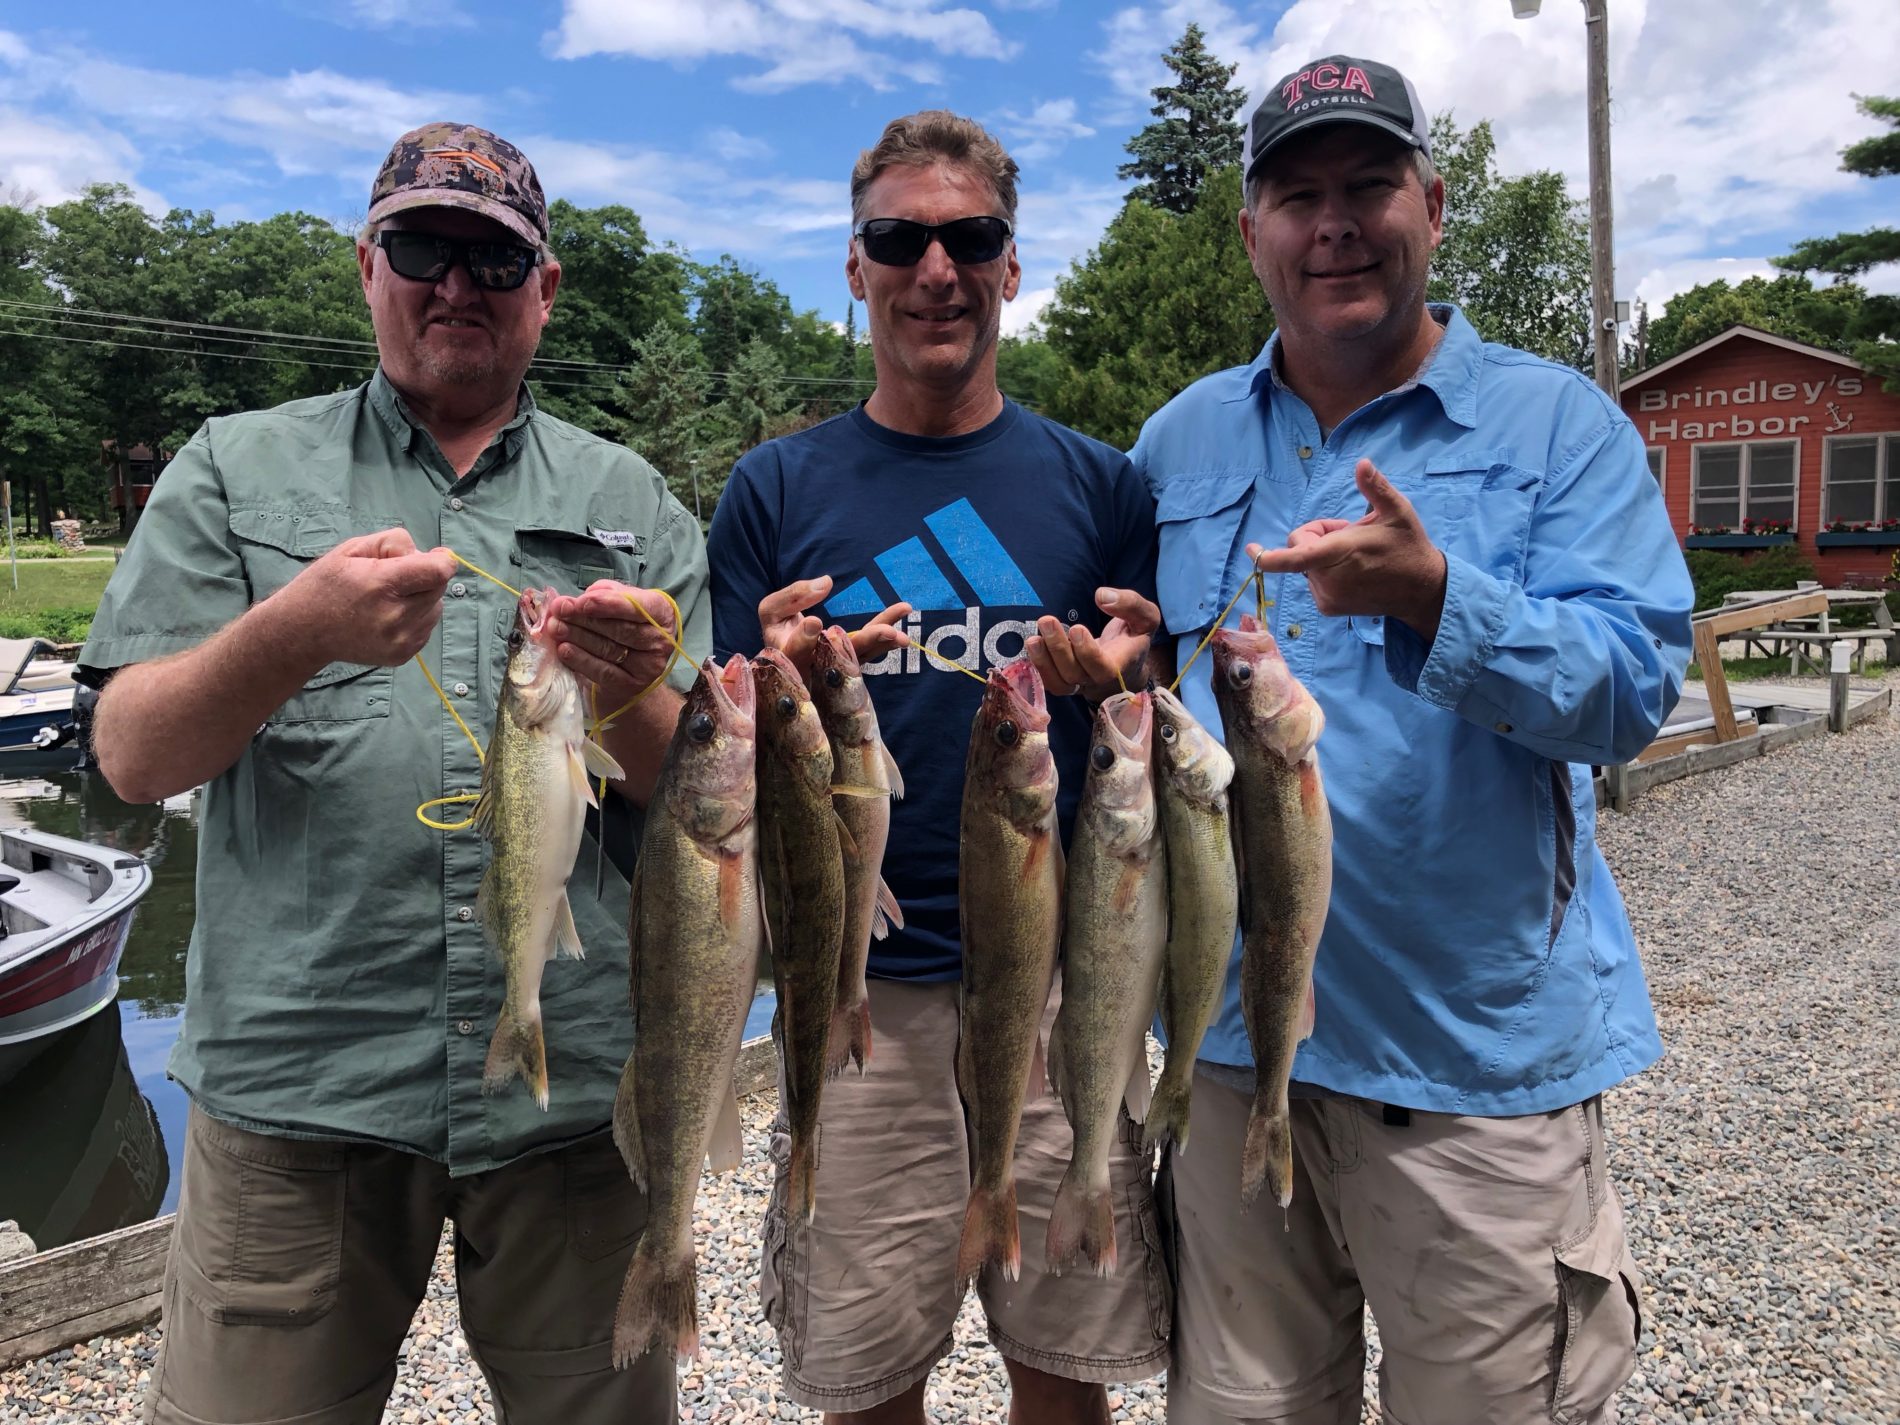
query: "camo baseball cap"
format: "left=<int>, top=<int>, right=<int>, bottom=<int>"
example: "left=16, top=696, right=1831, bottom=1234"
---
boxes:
left=367, top=122, right=549, bottom=247
left=1241, top=56, right=1430, bottom=181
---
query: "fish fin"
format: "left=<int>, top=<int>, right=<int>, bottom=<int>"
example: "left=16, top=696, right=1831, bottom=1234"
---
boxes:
left=611, top=1052, right=645, bottom=1193
left=718, top=850, right=747, bottom=937
left=1298, top=977, right=1317, bottom=1042
left=956, top=1179, right=1020, bottom=1288
left=625, top=859, right=644, bottom=986
left=1046, top=1168, right=1118, bottom=1277
left=551, top=892, right=584, bottom=961
left=1036, top=1023, right=1058, bottom=1108
left=881, top=742, right=905, bottom=800
left=1241, top=1088, right=1294, bottom=1210
left=787, top=1129, right=818, bottom=1224
left=1123, top=1059, right=1154, bottom=1125
left=1021, top=827, right=1050, bottom=882
left=1143, top=1066, right=1190, bottom=1157
left=582, top=736, right=625, bottom=783
left=473, top=724, right=501, bottom=838
left=832, top=810, right=859, bottom=861
left=827, top=993, right=872, bottom=1077
left=871, top=878, right=905, bottom=939
left=1228, top=795, right=1251, bottom=936
left=829, top=783, right=889, bottom=799
left=482, top=1003, right=549, bottom=1111
left=1111, top=861, right=1145, bottom=916
left=566, top=742, right=600, bottom=809
left=706, top=1085, right=744, bottom=1176
left=613, top=1241, right=699, bottom=1370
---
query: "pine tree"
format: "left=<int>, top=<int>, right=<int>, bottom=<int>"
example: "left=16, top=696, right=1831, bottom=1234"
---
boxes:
left=1117, top=24, right=1247, bottom=215
left=1774, top=95, right=1900, bottom=392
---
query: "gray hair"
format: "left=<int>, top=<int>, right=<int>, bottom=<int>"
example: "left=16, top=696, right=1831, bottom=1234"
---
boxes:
left=1243, top=145, right=1436, bottom=213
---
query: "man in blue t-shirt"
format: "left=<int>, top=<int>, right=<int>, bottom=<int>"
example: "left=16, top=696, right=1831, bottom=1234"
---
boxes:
left=708, top=110, right=1164, bottom=1425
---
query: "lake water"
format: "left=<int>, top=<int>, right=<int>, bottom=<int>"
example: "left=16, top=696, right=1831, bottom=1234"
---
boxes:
left=0, top=769, right=774, bottom=1256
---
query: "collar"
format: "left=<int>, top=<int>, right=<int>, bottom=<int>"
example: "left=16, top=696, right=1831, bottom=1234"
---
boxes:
left=1242, top=304, right=1482, bottom=431
left=368, top=367, right=538, bottom=460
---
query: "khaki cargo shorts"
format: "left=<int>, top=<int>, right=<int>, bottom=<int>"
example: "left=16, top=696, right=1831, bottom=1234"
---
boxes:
left=1162, top=1070, right=1644, bottom=1425
left=759, top=977, right=1171, bottom=1413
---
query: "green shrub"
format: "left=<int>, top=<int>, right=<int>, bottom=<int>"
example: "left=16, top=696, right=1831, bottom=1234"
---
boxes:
left=0, top=607, right=94, bottom=643
left=4, top=538, right=81, bottom=559
left=1682, top=547, right=1818, bottom=613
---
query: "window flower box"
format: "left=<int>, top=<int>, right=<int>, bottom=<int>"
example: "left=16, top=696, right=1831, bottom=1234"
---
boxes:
left=1817, top=529, right=1900, bottom=548
left=1684, top=532, right=1796, bottom=550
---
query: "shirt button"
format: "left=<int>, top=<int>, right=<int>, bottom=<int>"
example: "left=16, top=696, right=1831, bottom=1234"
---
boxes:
left=457, top=1020, right=473, bottom=1035
left=1287, top=623, right=1303, bottom=639
left=452, top=681, right=470, bottom=697
left=457, top=906, right=474, bottom=922
left=1495, top=721, right=1514, bottom=734
left=1298, top=445, right=1314, bottom=459
left=449, top=497, right=465, bottom=512
left=450, top=582, right=468, bottom=598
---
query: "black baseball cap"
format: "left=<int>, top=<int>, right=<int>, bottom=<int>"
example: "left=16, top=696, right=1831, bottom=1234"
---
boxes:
left=1241, top=56, right=1431, bottom=181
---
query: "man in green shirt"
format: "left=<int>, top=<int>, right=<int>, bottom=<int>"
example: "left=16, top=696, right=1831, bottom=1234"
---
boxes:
left=78, top=124, right=707, bottom=1424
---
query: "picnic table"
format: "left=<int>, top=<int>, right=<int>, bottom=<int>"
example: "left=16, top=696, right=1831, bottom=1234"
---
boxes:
left=1719, top=587, right=1897, bottom=674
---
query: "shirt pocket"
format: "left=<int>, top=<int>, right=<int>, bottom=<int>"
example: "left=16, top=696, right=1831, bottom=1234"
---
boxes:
left=1153, top=471, right=1257, bottom=636
left=511, top=520, right=641, bottom=596
left=227, top=506, right=394, bottom=724
left=1392, top=457, right=1542, bottom=586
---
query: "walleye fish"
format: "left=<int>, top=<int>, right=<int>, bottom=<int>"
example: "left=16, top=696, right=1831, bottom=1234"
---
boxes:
left=1210, top=615, right=1332, bottom=1209
left=611, top=656, right=762, bottom=1367
left=1143, top=684, right=1239, bottom=1157
left=754, top=647, right=847, bottom=1224
left=1047, top=690, right=1167, bottom=1276
left=810, top=626, right=905, bottom=1077
left=956, top=658, right=1063, bottom=1286
left=476, top=586, right=624, bottom=1110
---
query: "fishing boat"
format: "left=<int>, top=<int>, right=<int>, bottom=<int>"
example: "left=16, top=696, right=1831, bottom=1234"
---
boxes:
left=0, top=825, right=153, bottom=1080
left=0, top=637, right=83, bottom=765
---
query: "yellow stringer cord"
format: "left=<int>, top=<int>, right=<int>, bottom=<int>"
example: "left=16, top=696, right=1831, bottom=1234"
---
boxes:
left=1169, top=570, right=1276, bottom=695
left=412, top=551, right=693, bottom=831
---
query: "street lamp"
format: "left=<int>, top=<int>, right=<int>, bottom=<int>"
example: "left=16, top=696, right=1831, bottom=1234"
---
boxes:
left=1513, top=0, right=1620, bottom=399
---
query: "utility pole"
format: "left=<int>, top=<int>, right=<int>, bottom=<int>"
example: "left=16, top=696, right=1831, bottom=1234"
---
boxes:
left=1584, top=0, right=1618, bottom=398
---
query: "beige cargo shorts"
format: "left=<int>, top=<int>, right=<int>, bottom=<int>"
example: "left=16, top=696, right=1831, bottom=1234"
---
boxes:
left=1162, top=1070, right=1644, bottom=1425
left=759, top=977, right=1171, bottom=1413
left=145, top=1107, right=674, bottom=1425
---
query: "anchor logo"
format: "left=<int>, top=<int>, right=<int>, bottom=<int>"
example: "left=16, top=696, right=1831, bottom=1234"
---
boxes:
left=1825, top=401, right=1856, bottom=433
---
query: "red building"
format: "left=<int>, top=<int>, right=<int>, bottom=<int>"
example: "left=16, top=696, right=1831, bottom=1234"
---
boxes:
left=1619, top=325, right=1900, bottom=587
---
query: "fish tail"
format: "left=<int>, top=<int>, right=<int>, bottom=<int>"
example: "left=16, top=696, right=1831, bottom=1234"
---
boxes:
left=612, top=1238, right=699, bottom=1370
left=788, top=1131, right=819, bottom=1224
left=1046, top=1166, right=1118, bottom=1277
left=956, top=1179, right=1021, bottom=1286
left=482, top=1004, right=549, bottom=1111
left=1142, top=1066, right=1191, bottom=1157
left=825, top=994, right=872, bottom=1078
left=1241, top=1090, right=1293, bottom=1210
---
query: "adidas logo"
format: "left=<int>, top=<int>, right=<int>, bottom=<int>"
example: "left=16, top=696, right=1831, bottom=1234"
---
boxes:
left=825, top=498, right=1050, bottom=678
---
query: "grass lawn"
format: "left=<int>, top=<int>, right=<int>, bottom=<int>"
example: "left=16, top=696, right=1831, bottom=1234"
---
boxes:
left=1689, top=655, right=1887, bottom=681
left=0, top=559, right=117, bottom=642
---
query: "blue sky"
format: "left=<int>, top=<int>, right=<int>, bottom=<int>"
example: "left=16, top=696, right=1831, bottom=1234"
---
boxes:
left=2, top=0, right=1895, bottom=340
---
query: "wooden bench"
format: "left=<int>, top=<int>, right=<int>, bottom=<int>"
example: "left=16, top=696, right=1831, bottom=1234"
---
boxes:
left=1750, top=627, right=1892, bottom=676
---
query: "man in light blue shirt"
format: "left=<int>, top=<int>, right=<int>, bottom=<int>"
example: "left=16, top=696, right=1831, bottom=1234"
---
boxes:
left=1132, top=54, right=1692, bottom=1425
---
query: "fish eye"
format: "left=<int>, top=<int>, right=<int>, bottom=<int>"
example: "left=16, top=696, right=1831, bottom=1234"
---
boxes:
left=1159, top=721, right=1178, bottom=742
left=776, top=694, right=797, bottom=719
left=823, top=667, right=844, bottom=689
left=995, top=719, right=1019, bottom=748
left=1231, top=663, right=1253, bottom=686
left=687, top=712, right=716, bottom=744
left=1090, top=743, right=1115, bottom=772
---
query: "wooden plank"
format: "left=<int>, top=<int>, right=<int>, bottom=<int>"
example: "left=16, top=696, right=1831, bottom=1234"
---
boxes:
left=1699, top=591, right=1830, bottom=638
left=1693, top=623, right=1740, bottom=741
left=1620, top=729, right=1765, bottom=798
left=0, top=1215, right=173, bottom=1371
left=733, top=1033, right=777, bottom=1099
left=1844, top=686, right=1893, bottom=729
left=1635, top=716, right=1758, bottom=764
left=1759, top=715, right=1829, bottom=754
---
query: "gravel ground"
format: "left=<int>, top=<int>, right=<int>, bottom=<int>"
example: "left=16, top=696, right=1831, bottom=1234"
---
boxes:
left=5, top=682, right=1895, bottom=1423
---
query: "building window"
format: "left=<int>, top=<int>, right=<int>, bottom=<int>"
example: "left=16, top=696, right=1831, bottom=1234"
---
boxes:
left=1692, top=441, right=1798, bottom=531
left=1823, top=434, right=1900, bottom=526
left=1645, top=446, right=1665, bottom=492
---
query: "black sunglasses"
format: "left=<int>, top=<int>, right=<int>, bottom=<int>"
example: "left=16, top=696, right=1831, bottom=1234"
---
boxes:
left=372, top=231, right=542, bottom=292
left=852, top=216, right=1013, bottom=267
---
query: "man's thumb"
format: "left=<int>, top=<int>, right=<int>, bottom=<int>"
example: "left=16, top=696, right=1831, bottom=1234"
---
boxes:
left=1356, top=459, right=1409, bottom=520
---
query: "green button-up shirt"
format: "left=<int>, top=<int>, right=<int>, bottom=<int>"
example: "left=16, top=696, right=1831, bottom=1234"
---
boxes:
left=79, top=371, right=711, bottom=1174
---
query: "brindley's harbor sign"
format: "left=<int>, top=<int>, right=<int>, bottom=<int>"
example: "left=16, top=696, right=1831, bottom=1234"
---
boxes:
left=1639, top=373, right=1864, bottom=442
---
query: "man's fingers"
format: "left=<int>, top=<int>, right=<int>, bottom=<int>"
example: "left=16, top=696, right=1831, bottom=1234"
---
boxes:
left=1034, top=615, right=1088, bottom=690
left=759, top=576, right=833, bottom=626
left=1250, top=541, right=1331, bottom=575
left=1096, top=587, right=1161, bottom=636
left=865, top=601, right=912, bottom=630
left=338, top=526, right=421, bottom=560
left=1022, top=635, right=1079, bottom=696
left=1355, top=458, right=1415, bottom=523
left=383, top=549, right=457, bottom=596
left=850, top=625, right=908, bottom=659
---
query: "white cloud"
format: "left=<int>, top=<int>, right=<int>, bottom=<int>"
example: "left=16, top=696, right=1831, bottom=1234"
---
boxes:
left=997, top=98, right=1095, bottom=163
left=329, top=0, right=475, bottom=29
left=1631, top=257, right=1781, bottom=314
left=1001, top=285, right=1054, bottom=337
left=547, top=0, right=1014, bottom=90
left=705, top=126, right=774, bottom=164
left=0, top=30, right=29, bottom=66
left=0, top=107, right=163, bottom=210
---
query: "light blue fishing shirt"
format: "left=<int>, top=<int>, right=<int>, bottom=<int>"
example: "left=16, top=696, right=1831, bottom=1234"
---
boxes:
left=1130, top=306, right=1693, bottom=1115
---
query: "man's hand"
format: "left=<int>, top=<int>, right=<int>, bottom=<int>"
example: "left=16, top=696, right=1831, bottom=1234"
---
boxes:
left=281, top=528, right=456, bottom=668
left=1023, top=587, right=1161, bottom=700
left=544, top=581, right=683, bottom=706
left=1248, top=458, right=1449, bottom=642
left=758, top=575, right=909, bottom=678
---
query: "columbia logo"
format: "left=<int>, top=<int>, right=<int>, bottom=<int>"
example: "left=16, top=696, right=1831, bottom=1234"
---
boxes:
left=825, top=498, right=1042, bottom=617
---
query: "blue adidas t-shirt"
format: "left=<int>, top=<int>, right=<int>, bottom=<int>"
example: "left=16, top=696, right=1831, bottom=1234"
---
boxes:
left=707, top=398, right=1159, bottom=981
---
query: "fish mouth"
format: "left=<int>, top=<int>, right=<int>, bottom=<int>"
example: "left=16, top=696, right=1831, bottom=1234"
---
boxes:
left=1100, top=690, right=1152, bottom=755
left=816, top=625, right=860, bottom=674
left=991, top=657, right=1050, bottom=727
left=752, top=646, right=809, bottom=702
left=517, top=587, right=552, bottom=637
left=707, top=654, right=757, bottom=733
